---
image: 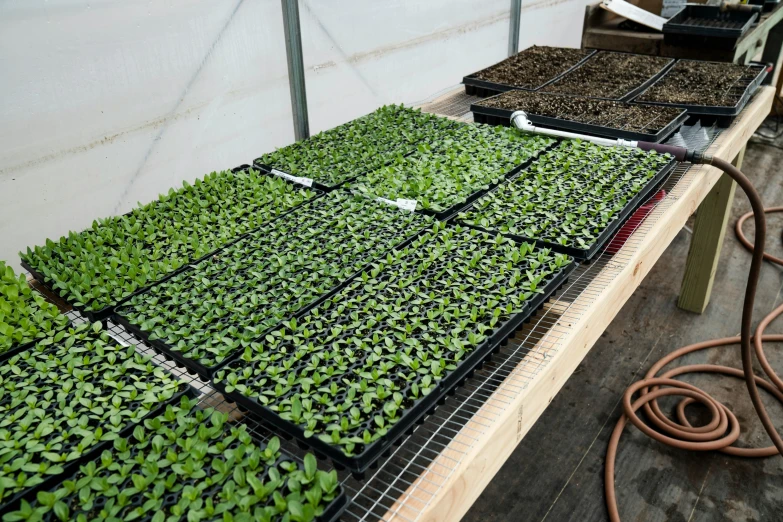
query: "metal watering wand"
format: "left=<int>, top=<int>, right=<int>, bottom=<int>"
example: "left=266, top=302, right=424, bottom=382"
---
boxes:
left=510, top=110, right=783, bottom=521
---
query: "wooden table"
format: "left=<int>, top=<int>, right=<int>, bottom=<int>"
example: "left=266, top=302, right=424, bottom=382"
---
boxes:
left=380, top=86, right=774, bottom=522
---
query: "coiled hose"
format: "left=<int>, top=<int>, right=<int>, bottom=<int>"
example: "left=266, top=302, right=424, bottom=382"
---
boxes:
left=604, top=155, right=783, bottom=522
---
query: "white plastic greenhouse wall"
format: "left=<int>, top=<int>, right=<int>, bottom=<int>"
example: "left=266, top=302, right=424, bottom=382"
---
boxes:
left=0, top=0, right=592, bottom=270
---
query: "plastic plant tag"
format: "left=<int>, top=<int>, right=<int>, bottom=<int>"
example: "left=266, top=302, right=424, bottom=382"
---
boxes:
left=270, top=168, right=314, bottom=187
left=396, top=199, right=418, bottom=211
left=600, top=0, right=667, bottom=31
left=376, top=197, right=418, bottom=212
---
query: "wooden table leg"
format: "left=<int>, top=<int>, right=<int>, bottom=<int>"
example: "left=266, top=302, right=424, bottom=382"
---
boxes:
left=677, top=147, right=746, bottom=313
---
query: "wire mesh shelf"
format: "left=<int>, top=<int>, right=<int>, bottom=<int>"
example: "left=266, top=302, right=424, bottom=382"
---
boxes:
left=19, top=94, right=723, bottom=521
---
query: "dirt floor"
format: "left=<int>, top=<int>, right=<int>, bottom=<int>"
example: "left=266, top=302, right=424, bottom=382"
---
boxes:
left=462, top=128, right=783, bottom=522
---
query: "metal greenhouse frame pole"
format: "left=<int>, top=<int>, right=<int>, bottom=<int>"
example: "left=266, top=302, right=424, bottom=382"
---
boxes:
left=281, top=0, right=310, bottom=140
left=509, top=0, right=522, bottom=56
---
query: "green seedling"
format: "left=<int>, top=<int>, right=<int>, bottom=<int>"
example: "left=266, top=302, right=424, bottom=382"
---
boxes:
left=0, top=261, right=68, bottom=354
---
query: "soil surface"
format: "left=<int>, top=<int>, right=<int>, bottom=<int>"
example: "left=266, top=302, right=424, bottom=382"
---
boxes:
left=470, top=46, right=593, bottom=90
left=476, top=90, right=684, bottom=133
left=541, top=51, right=672, bottom=100
left=637, top=60, right=761, bottom=107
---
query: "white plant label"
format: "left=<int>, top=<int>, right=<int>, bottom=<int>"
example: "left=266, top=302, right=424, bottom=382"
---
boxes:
left=376, top=197, right=418, bottom=212
left=396, top=199, right=418, bottom=211
left=270, top=168, right=313, bottom=187
left=600, top=0, right=667, bottom=31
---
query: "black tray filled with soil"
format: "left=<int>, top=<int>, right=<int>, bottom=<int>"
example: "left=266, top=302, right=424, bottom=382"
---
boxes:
left=633, top=60, right=768, bottom=125
left=540, top=51, right=675, bottom=102
left=470, top=90, right=688, bottom=143
left=215, top=263, right=575, bottom=478
left=663, top=5, right=759, bottom=50
left=462, top=46, right=596, bottom=97
left=211, top=228, right=576, bottom=477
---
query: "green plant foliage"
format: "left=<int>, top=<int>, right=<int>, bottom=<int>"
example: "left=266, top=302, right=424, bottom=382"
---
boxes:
left=21, top=170, right=318, bottom=313
left=458, top=140, right=672, bottom=250
left=256, top=104, right=465, bottom=187
left=215, top=224, right=572, bottom=459
left=0, top=323, right=184, bottom=505
left=117, top=193, right=432, bottom=370
left=0, top=261, right=68, bottom=354
left=4, top=396, right=341, bottom=522
left=350, top=124, right=554, bottom=212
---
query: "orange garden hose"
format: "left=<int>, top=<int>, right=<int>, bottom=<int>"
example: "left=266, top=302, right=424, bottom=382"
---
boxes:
left=736, top=206, right=783, bottom=266
left=604, top=156, right=783, bottom=522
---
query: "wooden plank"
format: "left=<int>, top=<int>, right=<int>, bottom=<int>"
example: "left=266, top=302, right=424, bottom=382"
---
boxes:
left=677, top=147, right=745, bottom=313
left=382, top=86, right=774, bottom=522
left=583, top=24, right=662, bottom=55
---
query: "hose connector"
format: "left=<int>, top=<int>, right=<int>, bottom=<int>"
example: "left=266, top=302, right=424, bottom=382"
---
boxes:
left=510, top=110, right=638, bottom=148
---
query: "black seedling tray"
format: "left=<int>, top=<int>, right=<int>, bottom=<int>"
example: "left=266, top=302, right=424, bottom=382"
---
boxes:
left=212, top=254, right=576, bottom=478
left=470, top=102, right=688, bottom=143
left=0, top=316, right=72, bottom=363
left=462, top=50, right=598, bottom=98
left=663, top=5, right=758, bottom=48
left=458, top=157, right=678, bottom=261
left=114, top=216, right=432, bottom=381
left=382, top=139, right=562, bottom=222
left=0, top=383, right=196, bottom=515
left=2, top=399, right=348, bottom=522
left=114, top=269, right=358, bottom=382
left=632, top=62, right=768, bottom=124
left=22, top=165, right=323, bottom=323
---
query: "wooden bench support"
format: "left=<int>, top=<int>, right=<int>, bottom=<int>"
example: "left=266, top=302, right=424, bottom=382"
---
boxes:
left=677, top=147, right=745, bottom=313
